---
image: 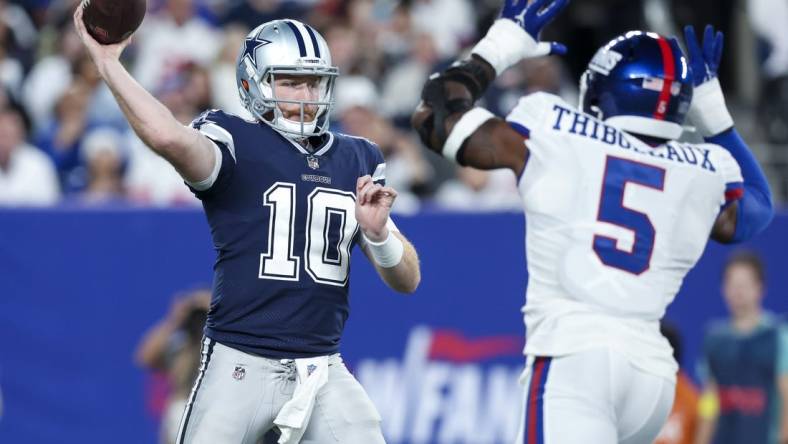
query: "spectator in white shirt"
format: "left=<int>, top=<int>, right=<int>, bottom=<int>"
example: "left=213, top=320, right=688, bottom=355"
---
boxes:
left=433, top=167, right=522, bottom=212
left=132, top=0, right=220, bottom=93
left=209, top=26, right=254, bottom=119
left=410, top=0, right=475, bottom=59
left=22, top=20, right=83, bottom=132
left=0, top=106, right=60, bottom=206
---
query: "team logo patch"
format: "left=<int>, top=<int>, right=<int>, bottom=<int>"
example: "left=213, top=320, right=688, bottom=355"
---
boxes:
left=307, top=364, right=317, bottom=376
left=589, top=48, right=623, bottom=75
left=232, top=365, right=246, bottom=381
left=307, top=155, right=319, bottom=170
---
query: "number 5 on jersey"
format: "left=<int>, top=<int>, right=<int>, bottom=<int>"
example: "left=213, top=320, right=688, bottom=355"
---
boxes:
left=593, top=156, right=666, bottom=275
left=260, top=182, right=358, bottom=286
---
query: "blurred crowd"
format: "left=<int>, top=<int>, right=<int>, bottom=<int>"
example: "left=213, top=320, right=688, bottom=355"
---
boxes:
left=0, top=0, right=786, bottom=211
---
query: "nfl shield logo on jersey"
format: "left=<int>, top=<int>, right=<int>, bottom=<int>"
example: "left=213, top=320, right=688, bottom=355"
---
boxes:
left=307, top=155, right=319, bottom=170
left=307, top=364, right=317, bottom=376
left=232, top=365, right=246, bottom=381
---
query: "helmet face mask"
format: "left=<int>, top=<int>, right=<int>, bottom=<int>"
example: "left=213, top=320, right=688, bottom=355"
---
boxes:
left=578, top=31, right=693, bottom=141
left=237, top=20, right=339, bottom=141
left=261, top=68, right=338, bottom=138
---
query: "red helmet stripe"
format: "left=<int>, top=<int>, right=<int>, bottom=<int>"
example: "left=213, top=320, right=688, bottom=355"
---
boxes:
left=654, top=37, right=675, bottom=121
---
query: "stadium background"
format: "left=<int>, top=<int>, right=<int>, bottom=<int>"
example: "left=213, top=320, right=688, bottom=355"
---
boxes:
left=1, top=0, right=787, bottom=443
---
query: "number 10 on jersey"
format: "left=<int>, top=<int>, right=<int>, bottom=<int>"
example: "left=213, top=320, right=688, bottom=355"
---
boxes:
left=260, top=182, right=358, bottom=286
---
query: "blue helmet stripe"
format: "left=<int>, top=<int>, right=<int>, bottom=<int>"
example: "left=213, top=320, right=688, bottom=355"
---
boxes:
left=305, top=25, right=321, bottom=58
left=285, top=21, right=307, bottom=57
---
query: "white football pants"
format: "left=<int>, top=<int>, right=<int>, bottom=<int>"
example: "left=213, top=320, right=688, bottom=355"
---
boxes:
left=176, top=338, right=385, bottom=444
left=516, top=347, right=675, bottom=444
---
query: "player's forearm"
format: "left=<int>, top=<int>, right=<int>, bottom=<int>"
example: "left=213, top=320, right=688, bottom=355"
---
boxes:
left=375, top=234, right=421, bottom=294
left=411, top=57, right=526, bottom=173
left=96, top=58, right=190, bottom=155
left=96, top=58, right=216, bottom=182
left=412, top=56, right=495, bottom=152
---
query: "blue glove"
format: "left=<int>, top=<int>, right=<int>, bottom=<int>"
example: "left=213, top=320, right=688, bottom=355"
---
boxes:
left=684, top=24, right=724, bottom=86
left=684, top=24, right=732, bottom=135
left=500, top=0, right=568, bottom=55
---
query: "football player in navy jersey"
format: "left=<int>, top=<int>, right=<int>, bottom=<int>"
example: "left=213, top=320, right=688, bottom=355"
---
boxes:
left=74, top=8, right=420, bottom=444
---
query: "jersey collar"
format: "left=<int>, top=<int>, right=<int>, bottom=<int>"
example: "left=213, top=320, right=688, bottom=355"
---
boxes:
left=279, top=130, right=335, bottom=157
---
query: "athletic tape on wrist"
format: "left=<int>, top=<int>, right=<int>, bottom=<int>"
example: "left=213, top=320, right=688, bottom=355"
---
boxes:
left=363, top=230, right=404, bottom=268
left=443, top=108, right=495, bottom=162
left=687, top=78, right=734, bottom=137
left=471, top=19, right=539, bottom=75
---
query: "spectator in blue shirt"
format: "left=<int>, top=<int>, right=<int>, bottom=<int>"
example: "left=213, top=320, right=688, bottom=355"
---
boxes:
left=696, top=251, right=788, bottom=444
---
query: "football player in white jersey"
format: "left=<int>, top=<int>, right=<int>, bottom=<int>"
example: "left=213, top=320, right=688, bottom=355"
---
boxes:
left=412, top=1, right=774, bottom=443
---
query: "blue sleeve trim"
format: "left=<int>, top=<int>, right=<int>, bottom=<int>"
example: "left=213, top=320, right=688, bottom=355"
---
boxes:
left=508, top=121, right=530, bottom=138
left=508, top=122, right=531, bottom=184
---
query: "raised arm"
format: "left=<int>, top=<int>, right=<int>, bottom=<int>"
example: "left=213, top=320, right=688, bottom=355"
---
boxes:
left=684, top=25, right=774, bottom=243
left=411, top=0, right=567, bottom=174
left=73, top=7, right=215, bottom=183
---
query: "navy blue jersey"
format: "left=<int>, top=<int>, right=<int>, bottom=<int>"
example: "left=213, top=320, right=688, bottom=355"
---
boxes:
left=189, top=110, right=386, bottom=358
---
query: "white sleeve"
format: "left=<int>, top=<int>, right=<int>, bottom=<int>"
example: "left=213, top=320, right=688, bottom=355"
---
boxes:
left=704, top=143, right=744, bottom=204
left=505, top=92, right=560, bottom=134
left=705, top=144, right=744, bottom=184
left=186, top=113, right=237, bottom=191
left=372, top=161, right=386, bottom=183
left=184, top=142, right=223, bottom=191
left=192, top=121, right=236, bottom=162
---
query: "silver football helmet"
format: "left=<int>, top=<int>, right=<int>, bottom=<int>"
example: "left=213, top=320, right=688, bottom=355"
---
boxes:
left=236, top=19, right=338, bottom=140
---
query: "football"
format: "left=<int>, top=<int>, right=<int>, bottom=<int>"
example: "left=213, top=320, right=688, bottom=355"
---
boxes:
left=81, top=0, right=146, bottom=45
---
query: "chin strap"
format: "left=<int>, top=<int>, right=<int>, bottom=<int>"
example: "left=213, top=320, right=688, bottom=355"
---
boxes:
left=267, top=105, right=320, bottom=140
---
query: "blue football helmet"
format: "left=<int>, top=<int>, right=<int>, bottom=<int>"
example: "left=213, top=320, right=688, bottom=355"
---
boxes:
left=579, top=31, right=693, bottom=140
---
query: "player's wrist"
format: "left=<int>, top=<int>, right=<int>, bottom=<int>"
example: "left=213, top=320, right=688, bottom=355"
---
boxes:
left=443, top=107, right=495, bottom=163
left=92, top=55, right=120, bottom=78
left=472, top=19, right=535, bottom=75
left=440, top=56, right=496, bottom=103
left=363, top=229, right=404, bottom=268
left=688, top=78, right=734, bottom=137
left=362, top=226, right=389, bottom=244
left=471, top=19, right=562, bottom=76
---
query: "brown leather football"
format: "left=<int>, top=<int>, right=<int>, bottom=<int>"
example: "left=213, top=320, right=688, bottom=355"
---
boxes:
left=81, top=0, right=146, bottom=45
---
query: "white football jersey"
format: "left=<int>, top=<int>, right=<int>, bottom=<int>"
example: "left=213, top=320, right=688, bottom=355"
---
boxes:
left=506, top=93, right=743, bottom=380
